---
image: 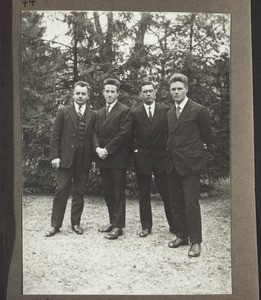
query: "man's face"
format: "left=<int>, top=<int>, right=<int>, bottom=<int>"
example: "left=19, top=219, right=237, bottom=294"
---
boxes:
left=103, top=84, right=118, bottom=104
left=140, top=84, right=156, bottom=105
left=170, top=81, right=188, bottom=103
left=73, top=85, right=89, bottom=105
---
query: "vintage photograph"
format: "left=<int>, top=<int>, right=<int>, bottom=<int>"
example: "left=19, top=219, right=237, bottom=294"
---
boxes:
left=22, top=10, right=231, bottom=295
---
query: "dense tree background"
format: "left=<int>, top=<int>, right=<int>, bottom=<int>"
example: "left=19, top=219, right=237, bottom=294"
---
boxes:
left=22, top=11, right=230, bottom=195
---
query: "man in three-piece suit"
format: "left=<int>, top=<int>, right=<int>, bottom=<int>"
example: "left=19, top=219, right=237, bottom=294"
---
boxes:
left=131, top=81, right=174, bottom=237
left=46, top=81, right=96, bottom=237
left=166, top=73, right=213, bottom=257
left=93, top=78, right=131, bottom=240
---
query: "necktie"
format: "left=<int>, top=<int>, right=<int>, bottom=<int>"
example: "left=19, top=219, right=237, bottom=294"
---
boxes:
left=148, top=106, right=153, bottom=122
left=176, top=105, right=181, bottom=119
left=106, top=105, right=110, bottom=118
left=78, top=104, right=83, bottom=119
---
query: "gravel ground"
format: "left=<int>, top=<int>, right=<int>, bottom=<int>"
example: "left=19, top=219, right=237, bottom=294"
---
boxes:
left=22, top=194, right=231, bottom=295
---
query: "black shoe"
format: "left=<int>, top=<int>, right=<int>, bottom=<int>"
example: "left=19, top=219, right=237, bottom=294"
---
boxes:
left=168, top=237, right=189, bottom=248
left=105, top=228, right=123, bottom=240
left=98, top=223, right=113, bottom=233
left=139, top=228, right=151, bottom=238
left=188, top=243, right=201, bottom=257
left=72, top=225, right=83, bottom=235
left=45, top=227, right=60, bottom=237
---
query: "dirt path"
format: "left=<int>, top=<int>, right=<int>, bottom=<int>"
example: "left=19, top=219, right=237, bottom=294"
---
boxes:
left=23, top=194, right=231, bottom=295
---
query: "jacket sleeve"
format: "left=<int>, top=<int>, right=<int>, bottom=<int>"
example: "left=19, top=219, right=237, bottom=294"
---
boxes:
left=50, top=107, right=64, bottom=160
left=199, top=106, right=213, bottom=146
left=129, top=109, right=137, bottom=154
left=92, top=110, right=99, bottom=151
left=105, top=108, right=132, bottom=156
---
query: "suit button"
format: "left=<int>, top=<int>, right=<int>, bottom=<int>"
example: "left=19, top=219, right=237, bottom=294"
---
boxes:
left=72, top=145, right=74, bottom=148
left=73, top=133, right=76, bottom=136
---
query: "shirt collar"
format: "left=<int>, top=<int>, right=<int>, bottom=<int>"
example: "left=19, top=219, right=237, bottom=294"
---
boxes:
left=74, top=102, right=86, bottom=111
left=74, top=102, right=86, bottom=114
left=175, top=97, right=188, bottom=111
left=106, top=100, right=118, bottom=110
left=143, top=101, right=155, bottom=110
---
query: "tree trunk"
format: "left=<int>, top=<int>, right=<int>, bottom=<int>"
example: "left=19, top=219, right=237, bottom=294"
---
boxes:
left=104, top=12, right=114, bottom=63
left=125, top=12, right=151, bottom=75
left=189, top=14, right=196, bottom=52
left=133, top=12, right=151, bottom=52
left=73, top=24, right=79, bottom=82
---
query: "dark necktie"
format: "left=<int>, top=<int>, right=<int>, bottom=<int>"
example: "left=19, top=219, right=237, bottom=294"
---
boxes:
left=78, top=104, right=83, bottom=119
left=176, top=105, right=181, bottom=119
left=148, top=106, right=153, bottom=122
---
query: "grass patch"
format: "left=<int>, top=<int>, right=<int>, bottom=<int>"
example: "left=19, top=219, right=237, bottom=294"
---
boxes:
left=209, top=177, right=230, bottom=197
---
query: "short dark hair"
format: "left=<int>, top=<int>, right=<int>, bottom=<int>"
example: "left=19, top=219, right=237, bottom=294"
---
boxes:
left=169, top=73, right=188, bottom=87
left=103, top=78, right=120, bottom=91
left=139, top=80, right=155, bottom=92
left=74, top=81, right=90, bottom=91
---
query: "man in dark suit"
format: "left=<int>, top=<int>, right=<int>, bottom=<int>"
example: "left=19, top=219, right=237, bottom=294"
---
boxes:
left=131, top=81, right=174, bottom=237
left=93, top=78, right=131, bottom=240
left=46, top=81, right=96, bottom=237
left=166, top=73, right=213, bottom=257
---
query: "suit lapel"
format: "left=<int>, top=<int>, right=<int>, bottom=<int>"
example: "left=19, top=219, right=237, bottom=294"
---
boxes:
left=168, top=106, right=177, bottom=133
left=151, top=103, right=160, bottom=132
left=84, top=107, right=92, bottom=132
left=138, top=105, right=152, bottom=130
left=102, top=101, right=120, bottom=127
left=172, top=99, right=192, bottom=133
left=100, top=107, right=106, bottom=125
left=68, top=104, right=77, bottom=131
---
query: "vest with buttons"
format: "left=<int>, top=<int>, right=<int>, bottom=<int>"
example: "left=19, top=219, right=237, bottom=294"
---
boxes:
left=76, top=111, right=86, bottom=148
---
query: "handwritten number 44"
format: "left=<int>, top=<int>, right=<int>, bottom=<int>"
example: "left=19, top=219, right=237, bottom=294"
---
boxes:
left=22, top=0, right=37, bottom=7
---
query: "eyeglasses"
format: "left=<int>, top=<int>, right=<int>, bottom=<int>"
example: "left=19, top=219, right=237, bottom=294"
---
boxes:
left=142, top=89, right=154, bottom=94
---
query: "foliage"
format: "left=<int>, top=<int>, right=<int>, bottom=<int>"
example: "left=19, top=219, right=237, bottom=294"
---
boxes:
left=208, top=177, right=230, bottom=197
left=22, top=11, right=230, bottom=194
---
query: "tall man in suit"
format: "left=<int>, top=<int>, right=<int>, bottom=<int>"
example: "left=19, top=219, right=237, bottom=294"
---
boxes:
left=166, top=73, right=213, bottom=257
left=131, top=81, right=174, bottom=237
left=46, top=81, right=96, bottom=237
left=93, top=78, right=131, bottom=240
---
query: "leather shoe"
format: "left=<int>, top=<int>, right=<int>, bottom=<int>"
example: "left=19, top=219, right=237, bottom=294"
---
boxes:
left=139, top=228, right=151, bottom=237
left=168, top=237, right=189, bottom=248
left=72, top=225, right=83, bottom=235
left=98, top=223, right=113, bottom=233
left=105, top=228, right=123, bottom=240
left=188, top=243, right=201, bottom=257
left=45, top=227, right=59, bottom=237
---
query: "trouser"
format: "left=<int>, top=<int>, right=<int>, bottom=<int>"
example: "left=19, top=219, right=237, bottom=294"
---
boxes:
left=51, top=148, right=89, bottom=228
left=167, top=168, right=202, bottom=244
left=136, top=172, right=174, bottom=230
left=100, top=168, right=127, bottom=228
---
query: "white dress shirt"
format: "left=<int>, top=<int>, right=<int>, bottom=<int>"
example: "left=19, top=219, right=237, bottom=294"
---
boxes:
left=175, top=97, right=188, bottom=112
left=74, top=102, right=86, bottom=115
left=143, top=101, right=155, bottom=118
left=106, top=100, right=118, bottom=113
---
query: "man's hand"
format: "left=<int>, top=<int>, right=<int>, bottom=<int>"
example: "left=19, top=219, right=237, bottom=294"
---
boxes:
left=96, top=147, right=108, bottom=160
left=51, top=158, right=61, bottom=169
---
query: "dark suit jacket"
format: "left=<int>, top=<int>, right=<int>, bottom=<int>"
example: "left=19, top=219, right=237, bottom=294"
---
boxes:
left=131, top=102, right=169, bottom=175
left=166, top=99, right=213, bottom=176
left=93, top=101, right=131, bottom=169
left=50, top=103, right=96, bottom=169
